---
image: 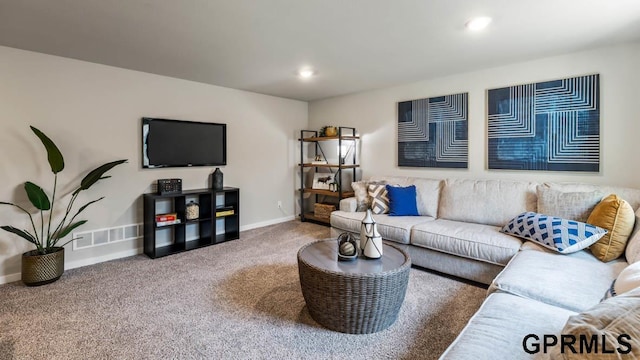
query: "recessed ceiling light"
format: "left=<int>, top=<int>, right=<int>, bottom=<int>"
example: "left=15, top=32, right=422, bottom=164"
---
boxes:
left=297, top=68, right=316, bottom=79
left=465, top=16, right=492, bottom=31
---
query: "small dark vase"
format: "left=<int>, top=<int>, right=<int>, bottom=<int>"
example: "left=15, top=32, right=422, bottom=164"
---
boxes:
left=212, top=167, right=223, bottom=190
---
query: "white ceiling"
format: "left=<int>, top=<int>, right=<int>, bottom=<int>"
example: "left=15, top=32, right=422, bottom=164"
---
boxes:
left=1, top=0, right=639, bottom=101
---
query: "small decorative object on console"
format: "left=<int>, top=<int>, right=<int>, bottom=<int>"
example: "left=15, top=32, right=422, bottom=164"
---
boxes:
left=185, top=201, right=199, bottom=220
left=212, top=168, right=224, bottom=190
left=337, top=232, right=357, bottom=261
left=157, top=178, right=182, bottom=195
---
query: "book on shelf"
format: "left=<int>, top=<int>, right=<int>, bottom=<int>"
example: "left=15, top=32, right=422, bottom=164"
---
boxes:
left=215, top=205, right=234, bottom=217
left=311, top=160, right=328, bottom=165
left=156, top=219, right=181, bottom=227
left=155, top=213, right=178, bottom=222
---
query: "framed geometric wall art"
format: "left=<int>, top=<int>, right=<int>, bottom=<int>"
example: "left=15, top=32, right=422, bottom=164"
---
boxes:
left=398, top=92, right=468, bottom=168
left=487, top=74, right=599, bottom=172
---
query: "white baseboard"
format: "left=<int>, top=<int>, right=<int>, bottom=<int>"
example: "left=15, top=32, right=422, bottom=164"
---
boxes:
left=0, top=216, right=297, bottom=285
left=239, top=215, right=295, bottom=232
left=0, top=248, right=144, bottom=286
left=64, top=247, right=143, bottom=270
left=0, top=272, right=21, bottom=285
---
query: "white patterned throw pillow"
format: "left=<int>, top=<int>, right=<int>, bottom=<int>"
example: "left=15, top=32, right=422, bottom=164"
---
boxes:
left=368, top=184, right=390, bottom=214
left=501, top=212, right=608, bottom=254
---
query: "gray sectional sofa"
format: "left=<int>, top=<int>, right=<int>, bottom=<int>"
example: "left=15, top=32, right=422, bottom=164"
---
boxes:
left=329, top=176, right=640, bottom=359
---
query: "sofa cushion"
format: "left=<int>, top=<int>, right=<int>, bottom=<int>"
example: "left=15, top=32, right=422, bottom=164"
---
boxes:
left=501, top=212, right=607, bottom=254
left=551, top=288, right=640, bottom=360
left=438, top=178, right=537, bottom=227
left=386, top=185, right=419, bottom=216
left=520, top=241, right=602, bottom=262
left=489, top=249, right=628, bottom=312
left=411, top=219, right=522, bottom=266
left=338, top=197, right=358, bottom=212
left=536, top=185, right=603, bottom=222
left=440, top=292, right=575, bottom=360
left=369, top=176, right=442, bottom=218
left=330, top=210, right=433, bottom=244
left=588, top=194, right=636, bottom=262
left=626, top=208, right=640, bottom=264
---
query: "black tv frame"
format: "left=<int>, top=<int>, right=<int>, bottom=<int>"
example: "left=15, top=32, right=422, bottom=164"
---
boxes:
left=142, top=117, right=227, bottom=168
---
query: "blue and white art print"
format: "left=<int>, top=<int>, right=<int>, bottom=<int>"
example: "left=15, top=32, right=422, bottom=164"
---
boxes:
left=398, top=93, right=468, bottom=168
left=487, top=74, right=600, bottom=172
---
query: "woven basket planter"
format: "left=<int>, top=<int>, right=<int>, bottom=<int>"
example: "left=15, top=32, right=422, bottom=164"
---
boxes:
left=21, top=247, right=64, bottom=286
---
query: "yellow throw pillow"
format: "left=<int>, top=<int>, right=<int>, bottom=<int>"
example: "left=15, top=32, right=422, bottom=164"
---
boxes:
left=587, top=194, right=635, bottom=262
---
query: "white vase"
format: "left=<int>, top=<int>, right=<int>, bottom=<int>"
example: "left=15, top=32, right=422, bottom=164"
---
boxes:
left=360, top=209, right=374, bottom=252
left=364, top=223, right=383, bottom=259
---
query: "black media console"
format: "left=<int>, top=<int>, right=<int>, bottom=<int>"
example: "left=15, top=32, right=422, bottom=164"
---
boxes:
left=143, top=187, right=239, bottom=258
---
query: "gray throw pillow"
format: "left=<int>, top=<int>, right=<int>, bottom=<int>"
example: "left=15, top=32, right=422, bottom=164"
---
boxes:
left=536, top=186, right=603, bottom=222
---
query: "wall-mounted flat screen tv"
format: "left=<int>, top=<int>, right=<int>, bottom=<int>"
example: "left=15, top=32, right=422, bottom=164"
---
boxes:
left=142, top=117, right=227, bottom=168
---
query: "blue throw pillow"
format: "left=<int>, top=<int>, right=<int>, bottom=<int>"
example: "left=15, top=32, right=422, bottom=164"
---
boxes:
left=386, top=185, right=419, bottom=216
left=501, top=212, right=608, bottom=254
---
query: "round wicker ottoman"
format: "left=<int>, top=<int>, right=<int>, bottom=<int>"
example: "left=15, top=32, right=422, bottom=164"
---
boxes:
left=297, top=239, right=411, bottom=334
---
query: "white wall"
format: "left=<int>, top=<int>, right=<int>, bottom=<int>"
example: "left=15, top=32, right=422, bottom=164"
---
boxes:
left=0, top=46, right=307, bottom=281
left=309, top=42, right=640, bottom=190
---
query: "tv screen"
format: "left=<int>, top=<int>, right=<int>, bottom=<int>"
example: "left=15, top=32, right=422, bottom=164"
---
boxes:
left=142, top=118, right=227, bottom=168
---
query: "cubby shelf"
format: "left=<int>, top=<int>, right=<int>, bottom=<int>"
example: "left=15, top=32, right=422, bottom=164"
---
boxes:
left=143, top=187, right=240, bottom=259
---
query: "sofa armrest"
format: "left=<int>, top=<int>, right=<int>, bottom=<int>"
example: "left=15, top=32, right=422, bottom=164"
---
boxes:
left=339, top=197, right=358, bottom=212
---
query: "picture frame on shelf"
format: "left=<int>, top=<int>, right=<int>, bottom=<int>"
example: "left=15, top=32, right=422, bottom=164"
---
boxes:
left=312, top=172, right=337, bottom=190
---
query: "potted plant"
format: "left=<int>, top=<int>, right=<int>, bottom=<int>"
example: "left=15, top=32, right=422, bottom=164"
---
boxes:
left=0, top=126, right=126, bottom=286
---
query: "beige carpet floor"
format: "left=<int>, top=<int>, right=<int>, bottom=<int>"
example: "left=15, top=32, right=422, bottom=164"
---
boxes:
left=0, top=221, right=487, bottom=360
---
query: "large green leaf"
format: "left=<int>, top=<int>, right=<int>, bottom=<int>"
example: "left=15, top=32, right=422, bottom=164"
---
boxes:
left=75, top=197, right=104, bottom=216
left=0, top=226, right=38, bottom=245
left=24, top=182, right=50, bottom=210
left=30, top=126, right=64, bottom=174
left=80, top=159, right=127, bottom=191
left=55, top=220, right=87, bottom=240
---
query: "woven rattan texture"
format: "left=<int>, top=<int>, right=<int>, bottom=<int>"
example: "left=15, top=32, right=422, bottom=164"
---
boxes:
left=297, top=240, right=411, bottom=334
left=21, top=248, right=64, bottom=286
